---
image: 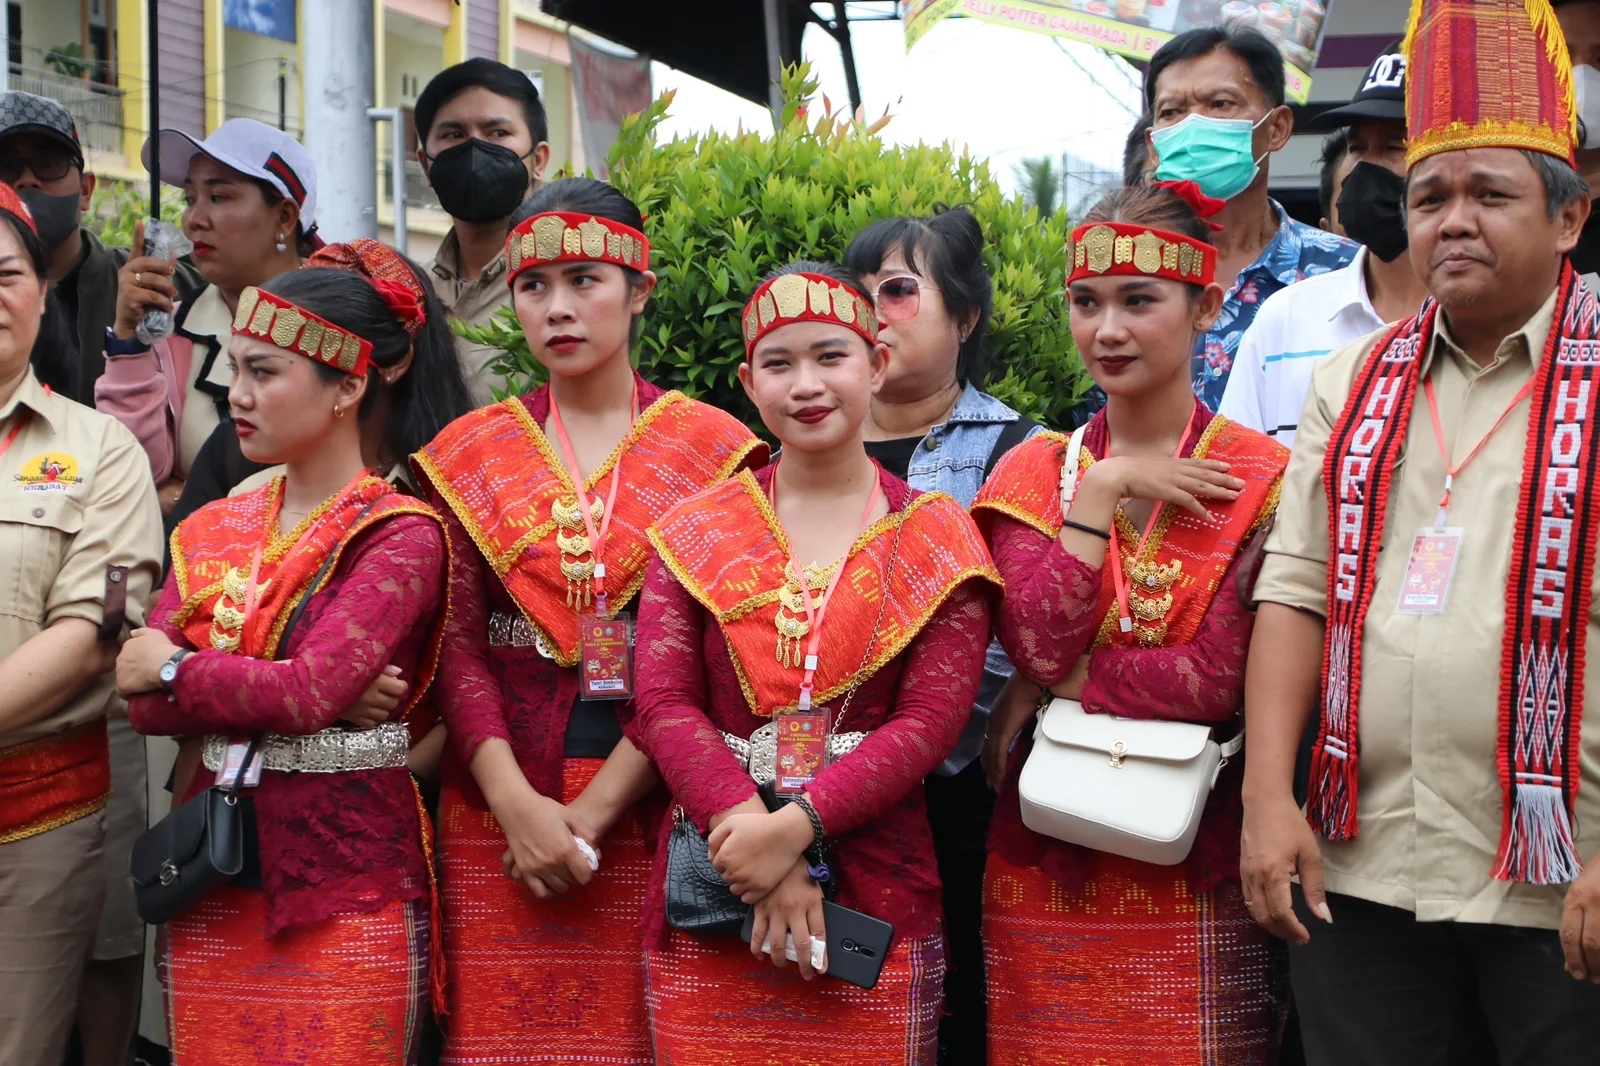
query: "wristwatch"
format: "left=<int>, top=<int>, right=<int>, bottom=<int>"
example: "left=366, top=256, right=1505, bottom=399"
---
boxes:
left=158, top=648, right=194, bottom=693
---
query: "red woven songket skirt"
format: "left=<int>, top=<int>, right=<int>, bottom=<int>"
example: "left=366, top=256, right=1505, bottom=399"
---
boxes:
left=643, top=928, right=944, bottom=1065
left=985, top=852, right=1283, bottom=1066
left=164, top=886, right=428, bottom=1065
left=439, top=757, right=652, bottom=1064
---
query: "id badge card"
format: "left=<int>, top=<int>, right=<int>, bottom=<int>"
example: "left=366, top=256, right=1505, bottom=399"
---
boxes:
left=218, top=739, right=264, bottom=789
left=772, top=704, right=829, bottom=795
left=1396, top=527, right=1464, bottom=615
left=578, top=612, right=634, bottom=700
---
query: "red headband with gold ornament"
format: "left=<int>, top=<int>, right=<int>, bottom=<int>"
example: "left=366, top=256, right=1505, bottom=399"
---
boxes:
left=1066, top=222, right=1217, bottom=287
left=741, top=272, right=878, bottom=360
left=232, top=286, right=372, bottom=377
left=506, top=211, right=650, bottom=285
left=0, top=182, right=37, bottom=235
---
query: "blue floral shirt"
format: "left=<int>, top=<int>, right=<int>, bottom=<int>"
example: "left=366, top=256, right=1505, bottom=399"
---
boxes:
left=1192, top=201, right=1358, bottom=411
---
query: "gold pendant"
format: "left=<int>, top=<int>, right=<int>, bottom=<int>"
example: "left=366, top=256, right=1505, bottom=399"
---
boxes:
left=552, top=495, right=604, bottom=608
left=560, top=557, right=596, bottom=607
left=208, top=565, right=261, bottom=654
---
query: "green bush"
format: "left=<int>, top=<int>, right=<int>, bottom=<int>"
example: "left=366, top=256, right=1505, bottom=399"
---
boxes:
left=468, top=64, right=1086, bottom=429
left=83, top=178, right=184, bottom=249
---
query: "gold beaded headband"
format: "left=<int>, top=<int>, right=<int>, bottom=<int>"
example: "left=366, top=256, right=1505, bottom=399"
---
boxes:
left=232, top=286, right=372, bottom=376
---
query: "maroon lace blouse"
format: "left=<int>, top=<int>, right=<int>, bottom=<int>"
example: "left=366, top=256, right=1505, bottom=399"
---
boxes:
left=623, top=466, right=994, bottom=947
left=127, top=514, right=444, bottom=936
left=987, top=410, right=1262, bottom=897
left=427, top=376, right=673, bottom=809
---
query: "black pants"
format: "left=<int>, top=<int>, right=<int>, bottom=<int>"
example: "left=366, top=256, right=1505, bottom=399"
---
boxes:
left=1289, top=888, right=1600, bottom=1066
left=925, top=761, right=995, bottom=1066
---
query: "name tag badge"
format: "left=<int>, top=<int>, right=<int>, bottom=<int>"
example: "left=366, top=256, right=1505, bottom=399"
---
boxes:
left=772, top=704, right=829, bottom=795
left=219, top=739, right=264, bottom=789
left=577, top=612, right=633, bottom=700
left=1396, top=527, right=1464, bottom=615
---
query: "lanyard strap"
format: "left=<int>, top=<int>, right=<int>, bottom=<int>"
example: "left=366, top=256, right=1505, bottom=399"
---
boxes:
left=768, top=466, right=884, bottom=710
left=0, top=415, right=25, bottom=466
left=1422, top=375, right=1534, bottom=528
left=548, top=380, right=639, bottom=613
left=243, top=470, right=372, bottom=640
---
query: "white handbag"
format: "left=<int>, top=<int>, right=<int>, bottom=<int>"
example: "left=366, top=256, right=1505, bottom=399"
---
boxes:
left=1023, top=426, right=1242, bottom=866
left=1018, top=698, right=1243, bottom=866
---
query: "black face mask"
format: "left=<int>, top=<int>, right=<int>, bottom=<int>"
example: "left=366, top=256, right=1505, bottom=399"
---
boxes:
left=1572, top=217, right=1600, bottom=276
left=1336, top=161, right=1409, bottom=263
left=425, top=139, right=532, bottom=225
left=16, top=187, right=81, bottom=253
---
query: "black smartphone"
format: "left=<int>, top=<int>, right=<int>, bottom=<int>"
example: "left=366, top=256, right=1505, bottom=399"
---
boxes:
left=739, top=901, right=896, bottom=989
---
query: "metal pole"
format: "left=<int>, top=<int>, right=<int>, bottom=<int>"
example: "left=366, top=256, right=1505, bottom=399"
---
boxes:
left=762, top=0, right=783, bottom=118
left=302, top=0, right=376, bottom=239
left=277, top=57, right=287, bottom=131
left=1, top=18, right=9, bottom=94
left=365, top=107, right=406, bottom=255
left=831, top=2, right=861, bottom=115
left=147, top=0, right=159, bottom=217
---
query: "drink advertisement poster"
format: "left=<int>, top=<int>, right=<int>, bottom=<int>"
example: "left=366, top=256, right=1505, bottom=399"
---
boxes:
left=904, top=0, right=1332, bottom=104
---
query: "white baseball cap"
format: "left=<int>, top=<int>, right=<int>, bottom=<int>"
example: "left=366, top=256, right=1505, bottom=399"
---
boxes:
left=142, top=118, right=317, bottom=235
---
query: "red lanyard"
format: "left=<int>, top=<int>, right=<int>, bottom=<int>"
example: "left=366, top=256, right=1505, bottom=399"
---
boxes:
left=768, top=466, right=883, bottom=711
left=1104, top=428, right=1187, bottom=642
left=242, top=471, right=371, bottom=641
left=1422, top=375, right=1534, bottom=528
left=548, top=380, right=638, bottom=614
left=0, top=417, right=24, bottom=465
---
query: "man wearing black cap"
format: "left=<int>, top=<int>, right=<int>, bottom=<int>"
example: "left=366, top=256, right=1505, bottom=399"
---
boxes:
left=1219, top=44, right=1429, bottom=445
left=0, top=91, right=200, bottom=405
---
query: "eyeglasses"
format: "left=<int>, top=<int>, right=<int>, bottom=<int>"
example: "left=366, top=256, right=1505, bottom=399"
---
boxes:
left=872, top=275, right=938, bottom=324
left=0, top=154, right=78, bottom=184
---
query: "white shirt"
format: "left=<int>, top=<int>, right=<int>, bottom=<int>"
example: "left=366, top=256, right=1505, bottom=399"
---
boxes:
left=1218, top=247, right=1388, bottom=447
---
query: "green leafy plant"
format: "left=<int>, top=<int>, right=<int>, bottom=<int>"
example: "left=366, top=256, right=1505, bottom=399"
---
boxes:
left=83, top=178, right=185, bottom=248
left=44, top=43, right=93, bottom=79
left=473, top=64, right=1085, bottom=428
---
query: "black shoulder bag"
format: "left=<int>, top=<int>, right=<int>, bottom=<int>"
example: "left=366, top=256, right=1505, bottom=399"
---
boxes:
left=130, top=504, right=371, bottom=924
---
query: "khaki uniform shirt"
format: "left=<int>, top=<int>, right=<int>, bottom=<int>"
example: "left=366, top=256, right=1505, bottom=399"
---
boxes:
left=175, top=286, right=236, bottom=475
left=427, top=229, right=513, bottom=409
left=0, top=372, right=163, bottom=748
left=1256, top=288, right=1600, bottom=931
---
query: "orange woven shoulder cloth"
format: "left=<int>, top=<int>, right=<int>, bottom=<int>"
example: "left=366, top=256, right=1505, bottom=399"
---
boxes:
left=649, top=471, right=1001, bottom=716
left=0, top=719, right=109, bottom=844
left=169, top=475, right=449, bottom=719
left=414, top=391, right=766, bottom=666
left=973, top=415, right=1288, bottom=648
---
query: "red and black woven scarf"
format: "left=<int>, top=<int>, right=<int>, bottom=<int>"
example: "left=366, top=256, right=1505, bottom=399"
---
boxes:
left=1314, top=261, right=1599, bottom=885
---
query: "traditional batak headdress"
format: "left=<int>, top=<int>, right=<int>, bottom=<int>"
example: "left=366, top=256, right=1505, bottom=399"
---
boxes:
left=0, top=181, right=37, bottom=235
left=309, top=238, right=429, bottom=340
left=1403, top=0, right=1577, bottom=169
left=1066, top=180, right=1222, bottom=288
left=740, top=272, right=878, bottom=359
left=232, top=286, right=371, bottom=377
left=505, top=210, right=651, bottom=286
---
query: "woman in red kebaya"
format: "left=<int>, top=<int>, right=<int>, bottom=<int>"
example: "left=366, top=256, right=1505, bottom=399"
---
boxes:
left=117, top=264, right=453, bottom=1065
left=973, top=182, right=1290, bottom=1065
left=413, top=177, right=766, bottom=1064
left=627, top=260, right=999, bottom=1065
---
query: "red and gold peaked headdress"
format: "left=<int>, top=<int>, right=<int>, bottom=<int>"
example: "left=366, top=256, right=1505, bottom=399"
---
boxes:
left=506, top=210, right=650, bottom=286
left=232, top=286, right=372, bottom=377
left=1403, top=0, right=1577, bottom=169
left=740, top=272, right=878, bottom=360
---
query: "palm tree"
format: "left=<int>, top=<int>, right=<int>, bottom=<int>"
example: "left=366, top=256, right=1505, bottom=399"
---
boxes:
left=1014, top=155, right=1063, bottom=217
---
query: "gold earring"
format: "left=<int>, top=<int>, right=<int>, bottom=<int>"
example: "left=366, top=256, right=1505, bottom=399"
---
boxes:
left=333, top=404, right=344, bottom=418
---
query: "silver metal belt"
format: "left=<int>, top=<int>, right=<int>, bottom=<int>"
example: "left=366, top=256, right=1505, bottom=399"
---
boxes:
left=201, top=722, right=410, bottom=774
left=722, top=722, right=868, bottom=789
left=487, top=610, right=555, bottom=659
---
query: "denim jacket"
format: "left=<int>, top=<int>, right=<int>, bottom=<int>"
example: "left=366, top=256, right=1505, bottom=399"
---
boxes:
left=905, top=384, right=1043, bottom=775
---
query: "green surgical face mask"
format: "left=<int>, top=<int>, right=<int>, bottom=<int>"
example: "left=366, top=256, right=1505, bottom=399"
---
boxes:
left=1149, top=113, right=1271, bottom=202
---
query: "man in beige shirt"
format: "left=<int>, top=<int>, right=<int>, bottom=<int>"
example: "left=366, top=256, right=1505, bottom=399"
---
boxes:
left=1241, top=1, right=1600, bottom=1062
left=415, top=59, right=551, bottom=407
left=0, top=370, right=162, bottom=1065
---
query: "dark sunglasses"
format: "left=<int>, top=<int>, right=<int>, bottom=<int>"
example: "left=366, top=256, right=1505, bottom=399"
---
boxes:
left=0, top=154, right=78, bottom=184
left=873, top=275, right=938, bottom=323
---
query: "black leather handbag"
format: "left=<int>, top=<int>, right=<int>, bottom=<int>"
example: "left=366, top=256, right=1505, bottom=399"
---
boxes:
left=129, top=521, right=355, bottom=925
left=664, top=808, right=749, bottom=937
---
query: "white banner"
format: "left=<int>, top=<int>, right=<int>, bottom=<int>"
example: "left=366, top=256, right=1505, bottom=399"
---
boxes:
left=568, top=34, right=652, bottom=177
